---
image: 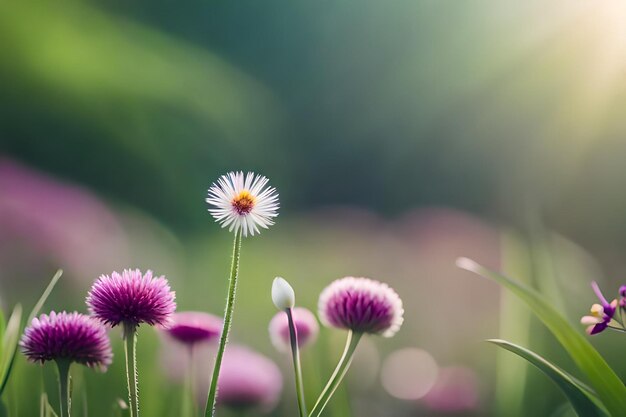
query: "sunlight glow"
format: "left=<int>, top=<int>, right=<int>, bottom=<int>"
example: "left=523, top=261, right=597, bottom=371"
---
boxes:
left=592, top=0, right=626, bottom=46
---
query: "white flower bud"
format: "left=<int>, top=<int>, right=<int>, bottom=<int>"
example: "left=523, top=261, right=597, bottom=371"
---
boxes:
left=272, top=277, right=295, bottom=310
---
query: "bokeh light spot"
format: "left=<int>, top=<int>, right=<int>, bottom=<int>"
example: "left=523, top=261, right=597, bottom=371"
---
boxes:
left=423, top=366, right=480, bottom=412
left=381, top=348, right=438, bottom=400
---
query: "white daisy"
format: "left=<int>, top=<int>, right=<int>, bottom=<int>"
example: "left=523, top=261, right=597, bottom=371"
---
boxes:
left=206, top=171, right=279, bottom=237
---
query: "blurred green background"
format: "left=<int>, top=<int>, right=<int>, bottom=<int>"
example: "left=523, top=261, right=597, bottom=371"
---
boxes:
left=2, top=0, right=626, bottom=416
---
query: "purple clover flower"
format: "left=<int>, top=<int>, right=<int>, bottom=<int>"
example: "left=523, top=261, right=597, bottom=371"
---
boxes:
left=269, top=307, right=319, bottom=352
left=581, top=281, right=618, bottom=335
left=86, top=269, right=176, bottom=329
left=216, top=345, right=283, bottom=412
left=318, top=276, right=404, bottom=337
left=163, top=311, right=222, bottom=346
left=20, top=311, right=112, bottom=370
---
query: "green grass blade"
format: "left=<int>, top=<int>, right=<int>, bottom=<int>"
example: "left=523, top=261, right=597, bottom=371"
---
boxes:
left=28, top=269, right=63, bottom=323
left=111, top=399, right=128, bottom=417
left=40, top=393, right=59, bottom=417
left=488, top=339, right=608, bottom=417
left=496, top=231, right=533, bottom=417
left=458, top=258, right=626, bottom=417
left=0, top=308, right=6, bottom=363
left=0, top=304, right=22, bottom=397
left=551, top=403, right=577, bottom=417
left=0, top=270, right=63, bottom=398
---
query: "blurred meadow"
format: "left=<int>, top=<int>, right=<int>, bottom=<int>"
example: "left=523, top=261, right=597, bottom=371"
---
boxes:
left=2, top=0, right=626, bottom=416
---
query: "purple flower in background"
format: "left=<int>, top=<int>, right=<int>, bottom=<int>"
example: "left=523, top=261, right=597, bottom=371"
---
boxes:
left=581, top=281, right=617, bottom=335
left=87, top=269, right=176, bottom=329
left=0, top=158, right=128, bottom=290
left=423, top=366, right=480, bottom=412
left=318, top=277, right=404, bottom=337
left=269, top=307, right=319, bottom=352
left=20, top=311, right=112, bottom=371
left=619, top=285, right=626, bottom=308
left=164, top=311, right=222, bottom=346
left=216, top=345, right=283, bottom=412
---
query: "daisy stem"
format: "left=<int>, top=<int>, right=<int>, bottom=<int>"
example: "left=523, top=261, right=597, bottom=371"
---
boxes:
left=205, top=229, right=243, bottom=417
left=56, top=360, right=71, bottom=417
left=123, top=323, right=139, bottom=417
left=286, top=308, right=308, bottom=417
left=309, top=331, right=362, bottom=417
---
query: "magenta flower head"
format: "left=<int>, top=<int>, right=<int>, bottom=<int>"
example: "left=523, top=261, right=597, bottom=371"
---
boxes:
left=318, top=277, right=404, bottom=337
left=269, top=307, right=319, bottom=352
left=163, top=311, right=222, bottom=346
left=20, top=311, right=112, bottom=371
left=217, top=345, right=283, bottom=412
left=87, top=269, right=176, bottom=329
left=581, top=281, right=618, bottom=335
left=87, top=269, right=175, bottom=417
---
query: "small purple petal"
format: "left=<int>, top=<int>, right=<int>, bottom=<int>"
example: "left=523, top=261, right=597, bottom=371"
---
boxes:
left=20, top=311, right=112, bottom=370
left=605, top=301, right=617, bottom=319
left=591, top=281, right=610, bottom=307
left=589, top=322, right=609, bottom=335
left=86, top=269, right=176, bottom=328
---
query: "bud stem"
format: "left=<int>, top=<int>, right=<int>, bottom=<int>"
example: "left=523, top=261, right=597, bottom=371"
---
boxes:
left=286, top=308, right=308, bottom=417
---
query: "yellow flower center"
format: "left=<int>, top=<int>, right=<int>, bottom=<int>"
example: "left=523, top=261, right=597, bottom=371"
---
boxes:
left=590, top=303, right=604, bottom=318
left=232, top=190, right=256, bottom=215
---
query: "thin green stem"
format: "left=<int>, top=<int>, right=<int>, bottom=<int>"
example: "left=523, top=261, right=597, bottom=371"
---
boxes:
left=205, top=229, right=243, bottom=417
left=309, top=331, right=362, bottom=417
left=286, top=308, right=308, bottom=417
left=123, top=324, right=139, bottom=417
left=190, top=346, right=198, bottom=417
left=608, top=325, right=626, bottom=333
left=56, top=360, right=71, bottom=417
left=182, top=345, right=197, bottom=417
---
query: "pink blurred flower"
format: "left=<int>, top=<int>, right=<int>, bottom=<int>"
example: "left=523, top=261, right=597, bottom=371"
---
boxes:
left=268, top=307, right=319, bottom=352
left=216, top=345, right=283, bottom=412
left=0, top=158, right=128, bottom=286
left=423, top=366, right=480, bottom=412
left=164, top=311, right=222, bottom=346
left=160, top=343, right=282, bottom=413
